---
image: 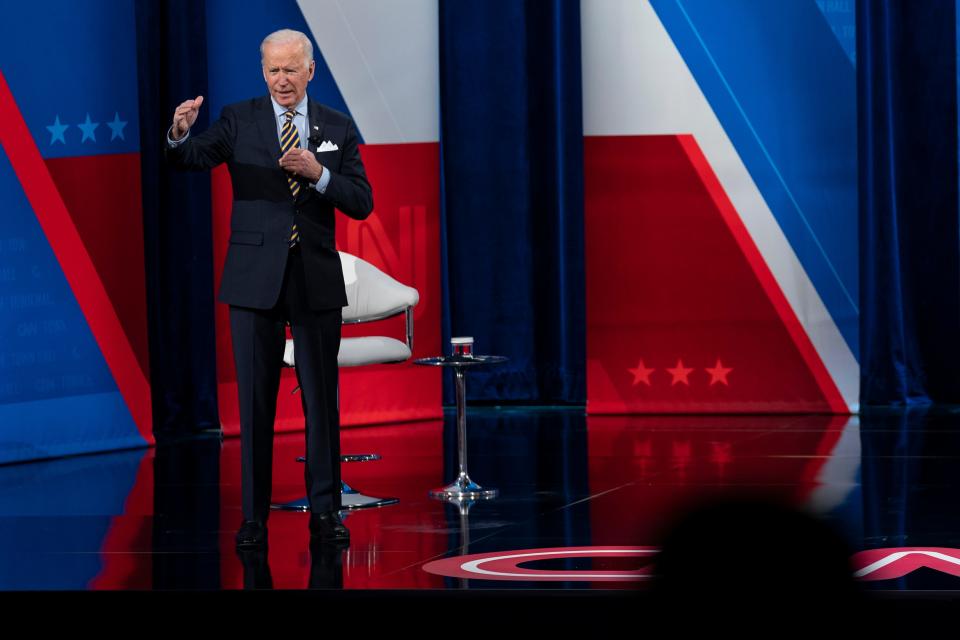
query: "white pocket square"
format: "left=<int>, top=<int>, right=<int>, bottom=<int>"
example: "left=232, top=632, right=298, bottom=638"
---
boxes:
left=317, top=140, right=339, bottom=152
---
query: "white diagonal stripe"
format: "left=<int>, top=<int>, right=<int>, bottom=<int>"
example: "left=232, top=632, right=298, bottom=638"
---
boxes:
left=297, top=0, right=439, bottom=144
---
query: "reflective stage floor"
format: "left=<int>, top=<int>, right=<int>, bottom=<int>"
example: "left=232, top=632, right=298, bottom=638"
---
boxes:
left=2, top=407, right=959, bottom=626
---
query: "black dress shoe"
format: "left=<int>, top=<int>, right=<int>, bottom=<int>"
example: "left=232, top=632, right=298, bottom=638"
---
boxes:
left=236, top=519, right=267, bottom=548
left=309, top=511, right=350, bottom=544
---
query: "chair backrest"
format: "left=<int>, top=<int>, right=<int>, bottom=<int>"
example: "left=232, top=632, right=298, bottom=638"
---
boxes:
left=283, top=253, right=419, bottom=369
left=339, top=252, right=419, bottom=323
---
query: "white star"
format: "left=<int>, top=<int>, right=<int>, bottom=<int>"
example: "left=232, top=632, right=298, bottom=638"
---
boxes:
left=45, top=115, right=68, bottom=145
left=106, top=112, right=127, bottom=141
left=78, top=113, right=99, bottom=143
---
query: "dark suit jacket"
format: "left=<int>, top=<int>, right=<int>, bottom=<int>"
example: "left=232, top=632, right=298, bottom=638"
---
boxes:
left=166, top=95, right=373, bottom=310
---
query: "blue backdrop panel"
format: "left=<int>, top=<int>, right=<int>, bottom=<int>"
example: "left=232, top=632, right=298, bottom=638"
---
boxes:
left=0, top=0, right=140, bottom=158
left=816, top=0, right=857, bottom=64
left=0, top=0, right=145, bottom=462
left=651, top=0, right=860, bottom=360
left=0, top=145, right=141, bottom=464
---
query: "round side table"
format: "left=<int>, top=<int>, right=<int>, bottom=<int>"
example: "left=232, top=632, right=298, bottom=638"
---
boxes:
left=414, top=354, right=507, bottom=500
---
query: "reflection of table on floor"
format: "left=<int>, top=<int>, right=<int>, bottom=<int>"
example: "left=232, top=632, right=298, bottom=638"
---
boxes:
left=414, top=354, right=508, bottom=501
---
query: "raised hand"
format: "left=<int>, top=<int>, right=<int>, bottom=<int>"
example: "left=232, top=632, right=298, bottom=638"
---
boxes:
left=171, top=96, right=204, bottom=140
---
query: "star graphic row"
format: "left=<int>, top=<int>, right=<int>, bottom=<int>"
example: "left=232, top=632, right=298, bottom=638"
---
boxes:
left=45, top=113, right=128, bottom=145
left=627, top=358, right=733, bottom=386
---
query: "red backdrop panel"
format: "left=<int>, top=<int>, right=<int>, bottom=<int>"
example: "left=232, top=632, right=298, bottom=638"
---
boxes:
left=585, top=135, right=844, bottom=414
left=45, top=154, right=150, bottom=383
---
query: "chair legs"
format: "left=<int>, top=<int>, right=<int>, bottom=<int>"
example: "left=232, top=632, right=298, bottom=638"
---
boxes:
left=341, top=480, right=400, bottom=510
left=270, top=455, right=399, bottom=511
left=277, top=336, right=403, bottom=513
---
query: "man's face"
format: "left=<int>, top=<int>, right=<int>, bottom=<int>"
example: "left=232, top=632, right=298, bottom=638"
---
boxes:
left=262, top=40, right=315, bottom=108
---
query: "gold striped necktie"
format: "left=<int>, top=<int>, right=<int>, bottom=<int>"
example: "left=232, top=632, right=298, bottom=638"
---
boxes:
left=280, top=109, right=301, bottom=246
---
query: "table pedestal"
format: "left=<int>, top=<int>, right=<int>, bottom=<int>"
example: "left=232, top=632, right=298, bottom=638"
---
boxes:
left=415, top=355, right=506, bottom=502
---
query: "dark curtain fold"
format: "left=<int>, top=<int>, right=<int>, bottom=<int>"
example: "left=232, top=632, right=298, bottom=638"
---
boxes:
left=858, top=0, right=960, bottom=406
left=859, top=409, right=960, bottom=584
left=152, top=438, right=221, bottom=588
left=439, top=0, right=586, bottom=403
left=136, top=0, right=220, bottom=439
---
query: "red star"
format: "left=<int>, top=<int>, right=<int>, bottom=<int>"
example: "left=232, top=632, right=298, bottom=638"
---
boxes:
left=706, top=359, right=732, bottom=385
left=628, top=359, right=655, bottom=385
left=667, top=359, right=693, bottom=386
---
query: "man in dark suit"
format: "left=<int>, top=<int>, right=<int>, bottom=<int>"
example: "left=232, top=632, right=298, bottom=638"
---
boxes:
left=166, top=29, right=373, bottom=549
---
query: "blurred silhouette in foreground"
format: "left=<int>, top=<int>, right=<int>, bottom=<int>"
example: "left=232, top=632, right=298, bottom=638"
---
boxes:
left=650, top=496, right=878, bottom=632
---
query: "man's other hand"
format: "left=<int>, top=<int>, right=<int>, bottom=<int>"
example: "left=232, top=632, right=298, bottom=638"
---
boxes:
left=279, top=148, right=324, bottom=183
left=171, top=96, right=204, bottom=140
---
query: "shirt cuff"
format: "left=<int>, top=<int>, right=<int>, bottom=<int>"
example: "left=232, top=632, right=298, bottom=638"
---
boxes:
left=166, top=126, right=189, bottom=147
left=313, top=166, right=330, bottom=194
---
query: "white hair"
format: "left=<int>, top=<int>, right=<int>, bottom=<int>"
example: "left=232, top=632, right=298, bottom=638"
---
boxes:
left=260, top=29, right=314, bottom=67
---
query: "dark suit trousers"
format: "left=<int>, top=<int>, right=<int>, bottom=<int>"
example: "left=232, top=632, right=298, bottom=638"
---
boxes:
left=229, top=246, right=342, bottom=522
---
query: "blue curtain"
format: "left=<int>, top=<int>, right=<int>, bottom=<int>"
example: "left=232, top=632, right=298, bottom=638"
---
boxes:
left=136, top=0, right=220, bottom=439
left=439, top=0, right=585, bottom=403
left=858, top=0, right=960, bottom=407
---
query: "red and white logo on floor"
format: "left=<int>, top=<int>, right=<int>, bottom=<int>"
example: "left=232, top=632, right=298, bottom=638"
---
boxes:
left=851, top=548, right=960, bottom=581
left=422, top=546, right=657, bottom=582
left=424, top=546, right=960, bottom=582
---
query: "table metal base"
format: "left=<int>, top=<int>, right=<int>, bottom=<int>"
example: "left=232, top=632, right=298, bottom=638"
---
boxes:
left=430, top=473, right=498, bottom=501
